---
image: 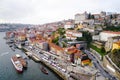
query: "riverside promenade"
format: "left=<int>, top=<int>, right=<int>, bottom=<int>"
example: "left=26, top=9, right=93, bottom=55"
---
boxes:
left=21, top=45, right=94, bottom=80
left=22, top=46, right=68, bottom=80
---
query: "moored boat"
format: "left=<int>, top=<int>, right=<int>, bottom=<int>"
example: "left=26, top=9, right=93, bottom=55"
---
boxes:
left=40, top=66, right=48, bottom=75
left=11, top=54, right=27, bottom=72
left=16, top=54, right=27, bottom=68
left=11, top=56, right=23, bottom=73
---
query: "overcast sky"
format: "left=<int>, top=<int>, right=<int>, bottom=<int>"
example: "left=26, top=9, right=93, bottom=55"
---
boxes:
left=0, top=0, right=120, bottom=24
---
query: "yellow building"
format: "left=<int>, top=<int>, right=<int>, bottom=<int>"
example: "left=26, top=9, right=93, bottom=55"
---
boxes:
left=112, top=41, right=120, bottom=50
left=54, top=33, right=60, bottom=38
left=17, top=33, right=26, bottom=41
left=75, top=24, right=83, bottom=30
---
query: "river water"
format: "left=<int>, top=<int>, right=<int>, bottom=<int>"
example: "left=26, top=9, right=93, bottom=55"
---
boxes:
left=0, top=32, right=61, bottom=80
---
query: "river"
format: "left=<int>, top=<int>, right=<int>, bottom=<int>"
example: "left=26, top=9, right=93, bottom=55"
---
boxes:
left=0, top=32, right=61, bottom=80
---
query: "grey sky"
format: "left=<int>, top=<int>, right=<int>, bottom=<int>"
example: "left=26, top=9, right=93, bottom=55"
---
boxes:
left=0, top=0, right=120, bottom=24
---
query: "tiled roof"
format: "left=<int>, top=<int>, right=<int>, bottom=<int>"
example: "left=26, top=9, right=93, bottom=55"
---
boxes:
left=49, top=43, right=63, bottom=51
left=65, top=22, right=73, bottom=25
left=102, top=31, right=120, bottom=34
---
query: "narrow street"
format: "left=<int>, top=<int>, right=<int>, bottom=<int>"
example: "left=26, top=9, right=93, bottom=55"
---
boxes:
left=84, top=50, right=117, bottom=80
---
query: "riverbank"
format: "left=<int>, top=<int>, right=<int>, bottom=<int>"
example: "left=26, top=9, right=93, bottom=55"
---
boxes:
left=0, top=32, right=60, bottom=80
left=22, top=47, right=67, bottom=80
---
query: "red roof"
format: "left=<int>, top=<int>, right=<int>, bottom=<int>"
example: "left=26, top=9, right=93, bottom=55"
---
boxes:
left=65, top=22, right=73, bottom=25
left=49, top=43, right=63, bottom=51
left=102, top=31, right=120, bottom=34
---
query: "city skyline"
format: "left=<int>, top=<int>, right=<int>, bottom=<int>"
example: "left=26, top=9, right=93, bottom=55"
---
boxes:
left=0, top=0, right=120, bottom=24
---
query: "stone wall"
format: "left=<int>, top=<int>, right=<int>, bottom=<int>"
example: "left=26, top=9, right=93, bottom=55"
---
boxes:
left=103, top=55, right=120, bottom=79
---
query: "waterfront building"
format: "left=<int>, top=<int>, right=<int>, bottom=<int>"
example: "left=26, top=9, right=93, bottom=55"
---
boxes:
left=6, top=31, right=13, bottom=38
left=65, top=46, right=82, bottom=64
left=37, top=40, right=49, bottom=51
left=15, top=32, right=26, bottom=41
left=49, top=43, right=65, bottom=59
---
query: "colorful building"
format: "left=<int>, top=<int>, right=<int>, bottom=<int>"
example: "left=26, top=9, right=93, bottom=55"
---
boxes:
left=112, top=41, right=120, bottom=50
left=49, top=43, right=64, bottom=59
left=64, top=22, right=74, bottom=30
left=65, top=46, right=82, bottom=64
left=65, top=30, right=82, bottom=40
left=81, top=54, right=91, bottom=66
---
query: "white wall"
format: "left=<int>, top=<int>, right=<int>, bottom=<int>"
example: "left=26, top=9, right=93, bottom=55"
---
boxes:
left=100, top=32, right=120, bottom=41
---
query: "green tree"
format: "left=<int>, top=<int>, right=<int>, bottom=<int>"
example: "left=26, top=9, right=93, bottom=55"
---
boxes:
left=52, top=36, right=59, bottom=44
left=76, top=31, right=92, bottom=47
left=91, top=15, right=95, bottom=19
left=110, top=15, right=113, bottom=19
left=57, top=28, right=65, bottom=36
left=88, top=13, right=91, bottom=19
left=83, top=31, right=92, bottom=47
left=101, top=47, right=106, bottom=53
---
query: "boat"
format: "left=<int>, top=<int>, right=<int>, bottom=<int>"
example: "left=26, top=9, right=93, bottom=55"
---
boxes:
left=16, top=54, right=27, bottom=68
left=11, top=54, right=27, bottom=72
left=40, top=66, right=48, bottom=74
left=11, top=55, right=23, bottom=73
left=11, top=46, right=15, bottom=51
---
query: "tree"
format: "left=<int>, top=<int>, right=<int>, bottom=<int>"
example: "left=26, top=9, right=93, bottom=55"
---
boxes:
left=52, top=36, right=59, bottom=44
left=101, top=47, right=106, bottom=53
left=91, top=15, right=95, bottom=19
left=78, top=31, right=92, bottom=47
left=57, top=28, right=65, bottom=36
left=110, top=15, right=113, bottom=19
left=88, top=13, right=91, bottom=19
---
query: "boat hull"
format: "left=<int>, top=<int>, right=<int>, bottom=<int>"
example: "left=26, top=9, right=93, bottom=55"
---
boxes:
left=41, top=67, right=48, bottom=75
left=11, top=58, right=23, bottom=73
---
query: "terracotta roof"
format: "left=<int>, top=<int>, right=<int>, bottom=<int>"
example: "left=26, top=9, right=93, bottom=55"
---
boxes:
left=67, top=46, right=81, bottom=54
left=49, top=43, right=63, bottom=51
left=102, top=31, right=120, bottom=34
left=65, top=22, right=73, bottom=25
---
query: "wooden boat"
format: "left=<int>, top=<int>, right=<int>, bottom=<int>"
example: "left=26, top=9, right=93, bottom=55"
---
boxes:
left=40, top=66, right=48, bottom=74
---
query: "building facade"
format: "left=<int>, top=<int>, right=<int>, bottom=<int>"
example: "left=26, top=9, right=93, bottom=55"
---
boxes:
left=100, top=31, right=120, bottom=41
left=75, top=12, right=88, bottom=24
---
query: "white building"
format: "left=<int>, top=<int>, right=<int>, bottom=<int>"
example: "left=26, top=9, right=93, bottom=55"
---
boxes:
left=75, top=12, right=88, bottom=24
left=100, top=31, right=120, bottom=41
left=64, top=22, right=74, bottom=30
left=65, top=30, right=82, bottom=40
left=93, top=14, right=100, bottom=19
left=83, top=27, right=95, bottom=33
left=92, top=35, right=100, bottom=41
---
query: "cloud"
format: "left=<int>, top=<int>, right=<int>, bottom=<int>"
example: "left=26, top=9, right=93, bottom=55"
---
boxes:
left=0, top=0, right=120, bottom=24
left=0, top=0, right=35, bottom=20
